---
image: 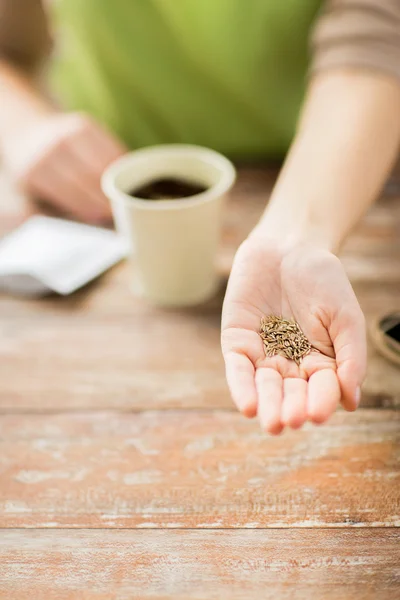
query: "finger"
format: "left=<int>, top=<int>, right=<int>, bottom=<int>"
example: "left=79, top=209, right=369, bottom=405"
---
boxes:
left=281, top=378, right=307, bottom=429
left=57, top=147, right=112, bottom=221
left=224, top=352, right=257, bottom=418
left=332, top=307, right=367, bottom=411
left=65, top=145, right=111, bottom=209
left=69, top=131, right=125, bottom=222
left=307, top=369, right=341, bottom=424
left=78, top=120, right=127, bottom=172
left=29, top=164, right=106, bottom=223
left=256, top=368, right=283, bottom=435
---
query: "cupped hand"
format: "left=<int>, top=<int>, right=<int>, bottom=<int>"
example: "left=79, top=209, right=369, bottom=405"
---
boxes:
left=221, top=233, right=367, bottom=434
left=3, top=111, right=126, bottom=224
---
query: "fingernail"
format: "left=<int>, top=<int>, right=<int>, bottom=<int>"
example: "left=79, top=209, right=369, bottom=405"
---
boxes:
left=355, top=386, right=361, bottom=408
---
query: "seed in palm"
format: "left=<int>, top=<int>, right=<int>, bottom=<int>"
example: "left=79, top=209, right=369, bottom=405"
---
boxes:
left=259, top=315, right=316, bottom=366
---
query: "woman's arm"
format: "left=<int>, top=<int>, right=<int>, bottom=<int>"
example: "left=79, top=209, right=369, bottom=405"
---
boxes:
left=0, top=59, right=53, bottom=143
left=221, top=67, right=400, bottom=433
left=0, top=0, right=53, bottom=143
left=221, top=2, right=400, bottom=432
left=258, top=69, right=400, bottom=252
left=0, top=56, right=125, bottom=223
left=0, top=0, right=126, bottom=223
left=261, top=0, right=400, bottom=252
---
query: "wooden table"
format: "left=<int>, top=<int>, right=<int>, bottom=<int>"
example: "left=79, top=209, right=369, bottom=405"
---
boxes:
left=0, top=167, right=399, bottom=599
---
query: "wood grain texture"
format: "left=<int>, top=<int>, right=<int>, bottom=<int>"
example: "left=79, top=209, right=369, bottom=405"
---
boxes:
left=0, top=409, right=399, bottom=528
left=0, top=166, right=399, bottom=598
left=0, top=167, right=399, bottom=413
left=0, top=275, right=398, bottom=412
left=1, top=529, right=399, bottom=600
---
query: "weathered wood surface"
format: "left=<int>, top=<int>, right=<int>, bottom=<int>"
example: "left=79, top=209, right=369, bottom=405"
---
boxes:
left=1, top=529, right=399, bottom=600
left=0, top=168, right=399, bottom=413
left=0, top=409, right=398, bottom=528
left=0, top=275, right=398, bottom=412
left=0, top=167, right=399, bottom=598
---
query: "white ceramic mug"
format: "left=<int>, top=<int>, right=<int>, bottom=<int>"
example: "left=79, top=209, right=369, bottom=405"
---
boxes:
left=101, top=144, right=236, bottom=306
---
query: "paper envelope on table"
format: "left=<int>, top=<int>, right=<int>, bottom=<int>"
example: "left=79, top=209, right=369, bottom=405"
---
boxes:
left=0, top=216, right=128, bottom=297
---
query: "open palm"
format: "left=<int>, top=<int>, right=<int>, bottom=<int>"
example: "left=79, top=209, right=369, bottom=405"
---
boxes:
left=221, top=235, right=367, bottom=434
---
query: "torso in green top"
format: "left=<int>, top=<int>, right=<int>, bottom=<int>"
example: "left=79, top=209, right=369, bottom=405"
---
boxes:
left=49, top=0, right=321, bottom=158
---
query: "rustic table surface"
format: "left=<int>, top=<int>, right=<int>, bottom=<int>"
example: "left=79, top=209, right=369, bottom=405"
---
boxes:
left=0, top=167, right=399, bottom=599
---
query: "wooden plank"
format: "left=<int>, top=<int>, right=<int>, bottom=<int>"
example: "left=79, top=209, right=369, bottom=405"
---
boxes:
left=0, top=529, right=399, bottom=600
left=0, top=409, right=398, bottom=528
left=356, top=282, right=400, bottom=408
left=0, top=281, right=229, bottom=411
left=0, top=274, right=399, bottom=411
left=1, top=167, right=399, bottom=412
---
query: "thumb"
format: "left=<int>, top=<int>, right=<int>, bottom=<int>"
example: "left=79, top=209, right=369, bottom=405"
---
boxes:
left=331, top=305, right=367, bottom=411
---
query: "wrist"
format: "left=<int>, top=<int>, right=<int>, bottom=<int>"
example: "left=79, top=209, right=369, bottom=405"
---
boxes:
left=254, top=209, right=341, bottom=255
left=0, top=107, right=56, bottom=170
left=2, top=104, right=53, bottom=140
left=0, top=70, right=54, bottom=148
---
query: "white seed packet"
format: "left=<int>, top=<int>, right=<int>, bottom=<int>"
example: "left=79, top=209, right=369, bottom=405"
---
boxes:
left=0, top=216, right=128, bottom=297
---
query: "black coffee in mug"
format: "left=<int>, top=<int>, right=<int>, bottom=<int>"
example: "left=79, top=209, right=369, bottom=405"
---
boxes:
left=129, top=177, right=207, bottom=200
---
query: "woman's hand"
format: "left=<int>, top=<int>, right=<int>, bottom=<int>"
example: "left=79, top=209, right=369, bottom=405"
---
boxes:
left=221, top=233, right=367, bottom=434
left=2, top=111, right=126, bottom=224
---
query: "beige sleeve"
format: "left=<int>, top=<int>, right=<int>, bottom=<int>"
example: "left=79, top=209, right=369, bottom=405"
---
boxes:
left=311, top=0, right=400, bottom=82
left=0, top=0, right=51, bottom=71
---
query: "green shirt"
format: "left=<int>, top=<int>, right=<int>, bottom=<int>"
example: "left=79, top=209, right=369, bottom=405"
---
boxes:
left=49, top=0, right=320, bottom=158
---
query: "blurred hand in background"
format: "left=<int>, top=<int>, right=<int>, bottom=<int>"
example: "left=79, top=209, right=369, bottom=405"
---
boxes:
left=2, top=110, right=126, bottom=224
left=0, top=0, right=126, bottom=224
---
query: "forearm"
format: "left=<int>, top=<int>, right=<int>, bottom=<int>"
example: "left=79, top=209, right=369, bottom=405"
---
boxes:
left=258, top=70, right=400, bottom=253
left=0, top=0, right=53, bottom=147
left=0, top=60, right=53, bottom=147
